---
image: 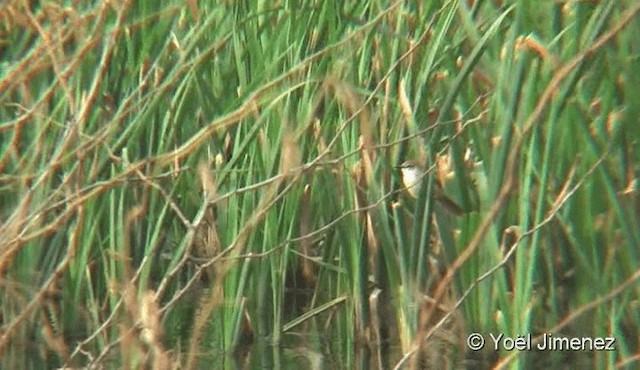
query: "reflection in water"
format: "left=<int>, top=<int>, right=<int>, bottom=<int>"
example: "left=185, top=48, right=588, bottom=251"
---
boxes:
left=233, top=334, right=325, bottom=370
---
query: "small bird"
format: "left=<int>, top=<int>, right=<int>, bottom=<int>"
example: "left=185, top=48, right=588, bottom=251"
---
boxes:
left=398, top=160, right=464, bottom=216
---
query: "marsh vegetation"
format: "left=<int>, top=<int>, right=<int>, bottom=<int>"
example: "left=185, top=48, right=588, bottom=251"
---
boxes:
left=1, top=1, right=640, bottom=368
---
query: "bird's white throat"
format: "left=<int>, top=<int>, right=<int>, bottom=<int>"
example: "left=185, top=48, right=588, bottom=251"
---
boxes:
left=401, top=166, right=422, bottom=189
left=400, top=164, right=424, bottom=198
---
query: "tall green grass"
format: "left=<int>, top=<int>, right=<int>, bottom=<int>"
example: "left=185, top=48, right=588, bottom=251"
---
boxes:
left=1, top=0, right=639, bottom=368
